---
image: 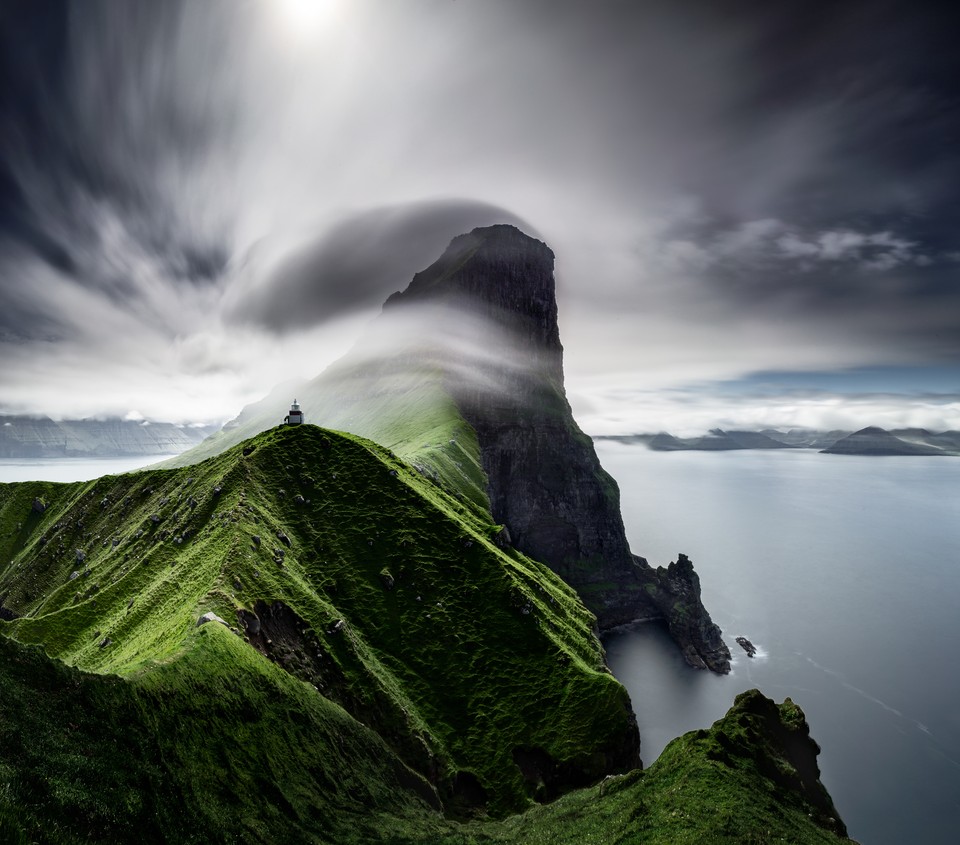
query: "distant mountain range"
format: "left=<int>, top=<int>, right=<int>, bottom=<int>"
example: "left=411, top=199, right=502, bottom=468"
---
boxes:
left=596, top=427, right=960, bottom=456
left=0, top=415, right=218, bottom=458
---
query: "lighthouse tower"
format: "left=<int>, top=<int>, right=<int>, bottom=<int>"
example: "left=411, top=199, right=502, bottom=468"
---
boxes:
left=284, top=399, right=304, bottom=426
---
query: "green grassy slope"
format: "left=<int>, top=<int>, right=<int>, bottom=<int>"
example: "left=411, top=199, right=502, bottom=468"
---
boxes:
left=0, top=425, right=635, bottom=818
left=0, top=636, right=853, bottom=845
left=0, top=425, right=853, bottom=843
left=0, top=631, right=439, bottom=845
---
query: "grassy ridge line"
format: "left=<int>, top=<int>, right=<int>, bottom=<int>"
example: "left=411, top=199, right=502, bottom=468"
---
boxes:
left=0, top=424, right=636, bottom=815
left=160, top=365, right=492, bottom=515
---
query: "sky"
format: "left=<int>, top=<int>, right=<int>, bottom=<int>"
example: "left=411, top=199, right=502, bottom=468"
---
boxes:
left=1, top=0, right=958, bottom=435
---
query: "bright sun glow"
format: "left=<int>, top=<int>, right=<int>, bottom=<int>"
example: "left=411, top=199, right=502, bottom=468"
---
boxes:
left=274, top=0, right=339, bottom=34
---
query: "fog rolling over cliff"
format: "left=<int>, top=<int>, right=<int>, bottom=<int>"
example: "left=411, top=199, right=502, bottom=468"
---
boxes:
left=176, top=225, right=731, bottom=672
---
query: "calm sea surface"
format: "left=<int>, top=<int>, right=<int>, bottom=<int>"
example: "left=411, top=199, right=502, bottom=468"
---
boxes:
left=597, top=443, right=960, bottom=845
left=0, top=456, right=167, bottom=483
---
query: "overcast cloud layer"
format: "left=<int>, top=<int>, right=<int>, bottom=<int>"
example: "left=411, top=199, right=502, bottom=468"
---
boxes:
left=0, top=0, right=958, bottom=431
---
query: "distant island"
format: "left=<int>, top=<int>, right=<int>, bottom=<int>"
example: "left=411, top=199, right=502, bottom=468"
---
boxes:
left=0, top=415, right=218, bottom=458
left=596, top=427, right=960, bottom=456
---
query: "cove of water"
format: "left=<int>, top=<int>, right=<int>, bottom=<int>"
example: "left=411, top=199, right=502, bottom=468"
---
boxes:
left=597, top=443, right=960, bottom=845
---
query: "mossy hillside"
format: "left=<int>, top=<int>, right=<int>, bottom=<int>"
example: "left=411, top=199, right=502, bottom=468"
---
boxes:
left=0, top=424, right=635, bottom=814
left=0, top=628, right=440, bottom=845
left=163, top=361, right=492, bottom=515
left=0, top=565, right=852, bottom=845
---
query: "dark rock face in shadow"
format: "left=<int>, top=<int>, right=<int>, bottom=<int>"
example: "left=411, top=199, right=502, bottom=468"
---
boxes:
left=387, top=225, right=730, bottom=672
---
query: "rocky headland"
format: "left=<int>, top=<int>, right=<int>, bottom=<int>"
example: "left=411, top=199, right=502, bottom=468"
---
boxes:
left=178, top=225, right=731, bottom=672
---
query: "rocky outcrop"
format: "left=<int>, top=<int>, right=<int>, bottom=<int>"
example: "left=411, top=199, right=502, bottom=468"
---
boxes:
left=633, top=554, right=730, bottom=673
left=385, top=225, right=730, bottom=672
left=691, top=689, right=849, bottom=838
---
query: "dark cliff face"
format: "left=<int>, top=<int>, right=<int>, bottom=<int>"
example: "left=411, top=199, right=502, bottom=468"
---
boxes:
left=387, top=225, right=730, bottom=672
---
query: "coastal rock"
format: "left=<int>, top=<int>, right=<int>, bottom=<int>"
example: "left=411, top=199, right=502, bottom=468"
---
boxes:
left=636, top=554, right=731, bottom=673
left=736, top=636, right=757, bottom=657
left=692, top=689, right=849, bottom=838
left=386, top=226, right=730, bottom=671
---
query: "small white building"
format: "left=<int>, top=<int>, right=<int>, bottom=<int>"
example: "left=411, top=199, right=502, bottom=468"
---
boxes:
left=284, top=399, right=304, bottom=426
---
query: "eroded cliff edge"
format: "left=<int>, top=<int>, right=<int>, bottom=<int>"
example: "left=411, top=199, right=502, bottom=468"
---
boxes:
left=384, top=225, right=731, bottom=672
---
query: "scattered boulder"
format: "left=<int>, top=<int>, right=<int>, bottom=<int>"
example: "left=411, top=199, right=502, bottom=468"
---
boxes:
left=75, top=550, right=86, bottom=564
left=31, top=497, right=46, bottom=514
left=68, top=571, right=80, bottom=581
left=196, top=612, right=229, bottom=628
left=150, top=514, right=160, bottom=524
left=293, top=494, right=305, bottom=505
left=328, top=619, right=345, bottom=635
left=252, top=535, right=261, bottom=547
left=99, top=637, right=112, bottom=649
left=276, top=530, right=291, bottom=547
left=379, top=569, right=395, bottom=591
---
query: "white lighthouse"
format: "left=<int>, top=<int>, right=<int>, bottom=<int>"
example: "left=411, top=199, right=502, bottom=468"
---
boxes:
left=284, top=399, right=304, bottom=426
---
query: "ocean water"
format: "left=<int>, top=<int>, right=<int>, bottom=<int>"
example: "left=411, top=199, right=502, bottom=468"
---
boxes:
left=0, top=456, right=168, bottom=483
left=597, top=443, right=960, bottom=845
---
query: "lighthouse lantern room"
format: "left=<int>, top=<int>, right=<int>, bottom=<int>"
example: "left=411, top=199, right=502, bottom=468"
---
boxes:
left=284, top=399, right=304, bottom=426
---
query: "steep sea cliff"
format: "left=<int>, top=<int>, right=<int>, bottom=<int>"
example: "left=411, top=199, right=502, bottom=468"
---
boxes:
left=0, top=223, right=851, bottom=841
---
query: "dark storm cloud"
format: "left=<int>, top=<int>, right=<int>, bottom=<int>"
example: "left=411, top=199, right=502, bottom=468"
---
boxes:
left=0, top=0, right=958, bottom=426
left=0, top=1, right=232, bottom=311
left=229, top=199, right=531, bottom=332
